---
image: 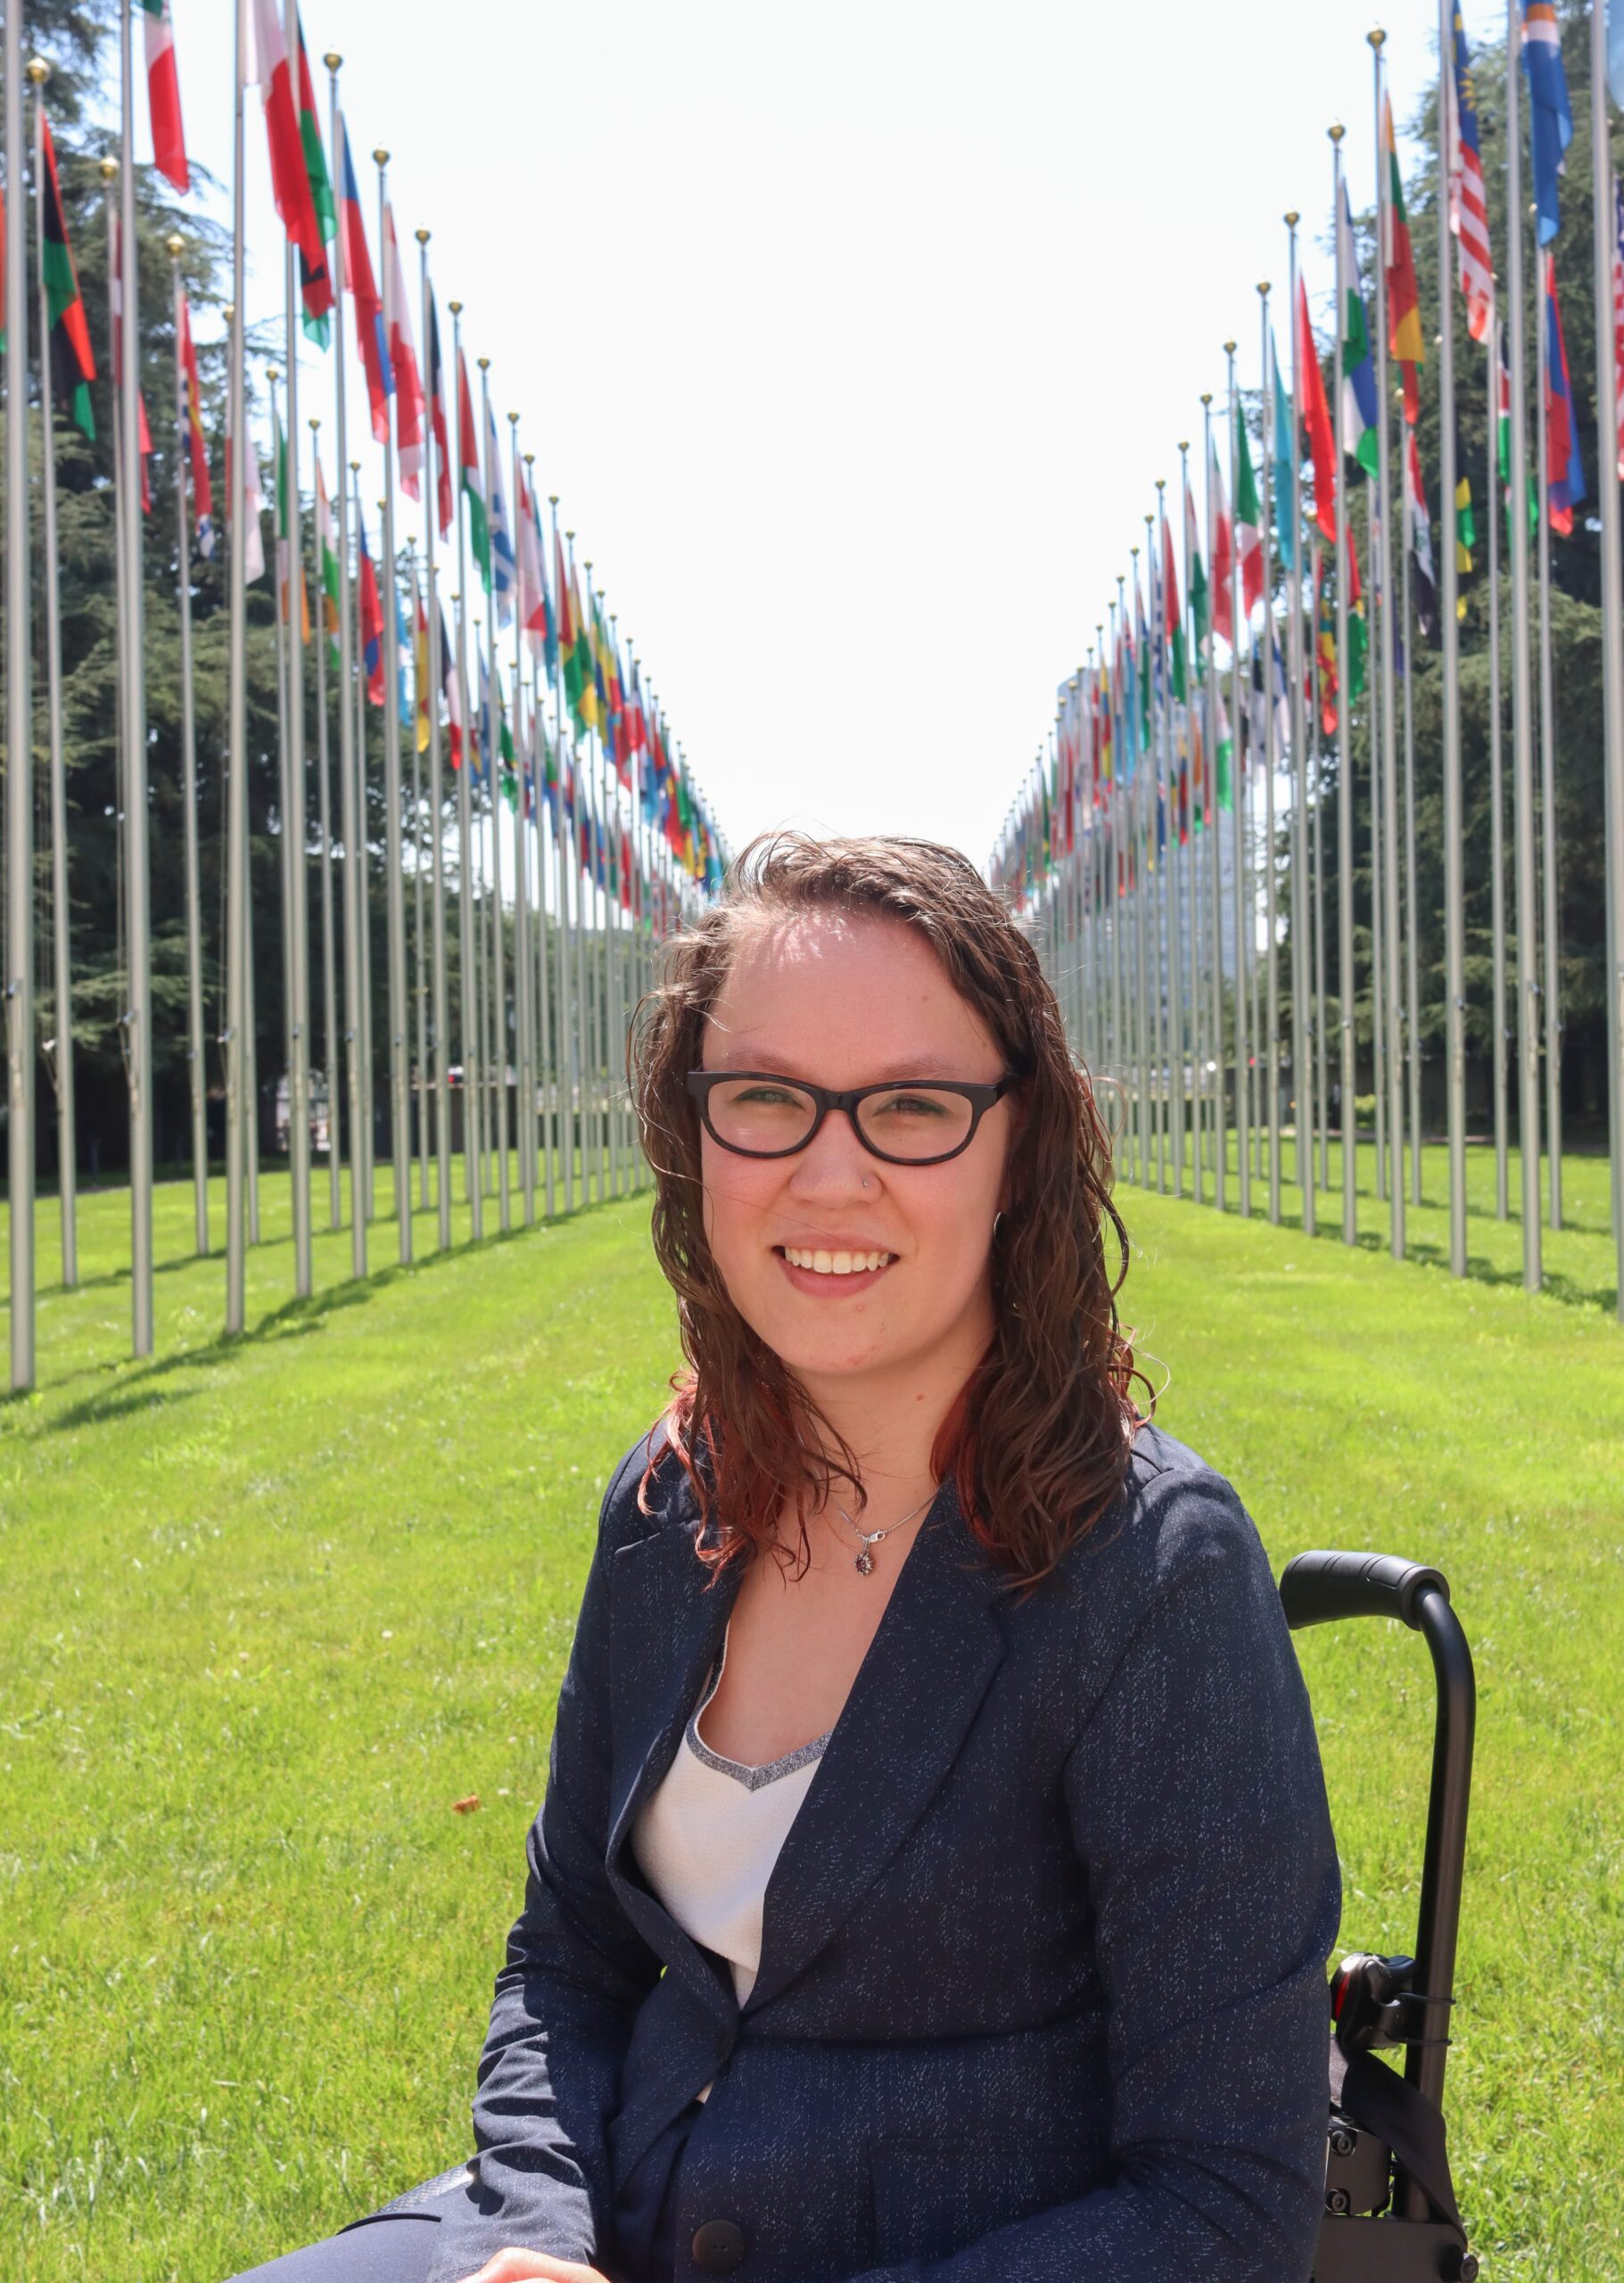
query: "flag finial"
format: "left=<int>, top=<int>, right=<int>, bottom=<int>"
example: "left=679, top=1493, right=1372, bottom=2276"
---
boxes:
left=166, top=233, right=184, bottom=259
left=1257, top=281, right=1270, bottom=298
left=1284, top=209, right=1299, bottom=227
left=1223, top=339, right=1235, bottom=355
left=1367, top=26, right=1386, bottom=51
left=1200, top=391, right=1212, bottom=407
left=1329, top=121, right=1345, bottom=144
left=373, top=147, right=389, bottom=169
left=324, top=50, right=342, bottom=71
left=26, top=54, right=47, bottom=83
left=416, top=228, right=431, bottom=246
left=100, top=155, right=119, bottom=182
left=309, top=416, right=320, bottom=433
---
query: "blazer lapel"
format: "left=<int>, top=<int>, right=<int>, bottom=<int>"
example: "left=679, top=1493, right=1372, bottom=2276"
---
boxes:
left=743, top=1479, right=1008, bottom=2017
left=605, top=1512, right=744, bottom=2027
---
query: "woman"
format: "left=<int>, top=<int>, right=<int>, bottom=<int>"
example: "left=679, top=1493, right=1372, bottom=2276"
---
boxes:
left=236, top=833, right=1340, bottom=2283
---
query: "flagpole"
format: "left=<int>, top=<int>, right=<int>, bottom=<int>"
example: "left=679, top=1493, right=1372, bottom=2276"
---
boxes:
left=309, top=419, right=343, bottom=1231
left=406, top=537, right=430, bottom=1211
left=1371, top=31, right=1405, bottom=1259
left=1401, top=444, right=1422, bottom=1214
left=448, top=301, right=482, bottom=1235
left=1199, top=400, right=1224, bottom=1212
left=1224, top=342, right=1250, bottom=1216
left=322, top=62, right=367, bottom=1278
left=1312, top=548, right=1331, bottom=1195
left=5, top=0, right=35, bottom=1389
left=277, top=92, right=313, bottom=1296
left=32, top=65, right=78, bottom=1290
left=1156, top=482, right=1186, bottom=1199
left=1533, top=251, right=1562, bottom=1232
left=417, top=235, right=452, bottom=1249
left=1285, top=215, right=1315, bottom=1235
left=164, top=235, right=210, bottom=1260
left=1590, top=0, right=1624, bottom=1322
left=550, top=496, right=575, bottom=1216
left=507, top=416, right=536, bottom=1224
left=1177, top=445, right=1204, bottom=1203
left=1488, top=316, right=1509, bottom=1222
left=373, top=155, right=412, bottom=1262
left=475, top=359, right=510, bottom=1232
left=1330, top=124, right=1357, bottom=1243
left=115, top=0, right=154, bottom=1356
left=1366, top=474, right=1389, bottom=1210
left=224, top=10, right=251, bottom=1331
left=1504, top=0, right=1542, bottom=1290
left=351, top=458, right=377, bottom=1226
left=1144, top=518, right=1166, bottom=1192
left=1257, top=284, right=1282, bottom=1224
left=268, top=367, right=295, bottom=1210
left=528, top=459, right=555, bottom=1218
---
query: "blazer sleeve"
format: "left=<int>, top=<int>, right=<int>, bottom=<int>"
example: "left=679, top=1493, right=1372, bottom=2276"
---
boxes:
left=846, top=1463, right=1342, bottom=2283
left=425, top=1442, right=667, bottom=2283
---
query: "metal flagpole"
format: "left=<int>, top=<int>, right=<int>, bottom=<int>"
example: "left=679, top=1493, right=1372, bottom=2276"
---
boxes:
left=607, top=604, right=631, bottom=1199
left=406, top=538, right=429, bottom=1211
left=448, top=301, right=482, bottom=1234
left=1372, top=32, right=1404, bottom=1258
left=375, top=156, right=412, bottom=1261
left=1156, top=483, right=1186, bottom=1198
left=169, top=235, right=208, bottom=1258
left=325, top=61, right=367, bottom=1275
left=1311, top=552, right=1331, bottom=1193
left=1331, top=123, right=1357, bottom=1243
left=1178, top=444, right=1204, bottom=1202
left=1533, top=250, right=1562, bottom=1231
left=509, top=415, right=536, bottom=1225
left=1590, top=0, right=1624, bottom=1322
left=1145, top=516, right=1167, bottom=1194
left=1285, top=215, right=1315, bottom=1233
left=1201, top=397, right=1225, bottom=1212
left=33, top=65, right=79, bottom=1288
left=268, top=368, right=294, bottom=1244
left=1225, top=342, right=1251, bottom=1216
left=351, top=459, right=376, bottom=1225
left=550, top=497, right=574, bottom=1216
left=1488, top=317, right=1509, bottom=1221
left=310, top=421, right=343, bottom=1231
left=1257, top=284, right=1282, bottom=1224
left=278, top=30, right=312, bottom=1298
left=531, top=462, right=556, bottom=1219
left=1367, top=486, right=1389, bottom=1209
left=117, top=0, right=154, bottom=1355
left=417, top=235, right=452, bottom=1249
left=1402, top=446, right=1422, bottom=1211
left=476, top=361, right=510, bottom=1231
left=5, top=0, right=36, bottom=1389
left=1504, top=0, right=1541, bottom=1289
left=225, top=0, right=251, bottom=1331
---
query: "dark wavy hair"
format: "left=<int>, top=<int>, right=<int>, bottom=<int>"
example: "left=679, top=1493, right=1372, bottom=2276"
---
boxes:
left=630, top=831, right=1146, bottom=1593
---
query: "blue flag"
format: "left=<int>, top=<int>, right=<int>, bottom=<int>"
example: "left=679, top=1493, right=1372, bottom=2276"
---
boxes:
left=1522, top=1, right=1572, bottom=246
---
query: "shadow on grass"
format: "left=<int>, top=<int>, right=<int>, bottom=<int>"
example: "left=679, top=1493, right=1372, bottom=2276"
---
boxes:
left=7, top=1192, right=617, bottom=1434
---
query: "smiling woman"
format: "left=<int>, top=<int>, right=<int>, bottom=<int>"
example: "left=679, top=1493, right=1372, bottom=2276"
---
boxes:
left=228, top=833, right=1340, bottom=2283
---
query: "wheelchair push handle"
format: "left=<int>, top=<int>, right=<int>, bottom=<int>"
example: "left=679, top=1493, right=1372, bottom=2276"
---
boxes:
left=1280, top=1548, right=1451, bottom=1633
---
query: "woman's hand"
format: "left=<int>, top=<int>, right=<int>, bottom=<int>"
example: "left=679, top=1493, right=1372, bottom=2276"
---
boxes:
left=459, top=2253, right=615, bottom=2283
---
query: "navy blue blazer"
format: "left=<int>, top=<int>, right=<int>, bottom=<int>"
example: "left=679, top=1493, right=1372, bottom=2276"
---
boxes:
left=419, top=1422, right=1340, bottom=2283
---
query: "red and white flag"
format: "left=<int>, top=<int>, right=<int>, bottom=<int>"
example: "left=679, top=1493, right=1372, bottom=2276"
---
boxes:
left=139, top=0, right=188, bottom=191
left=1208, top=434, right=1233, bottom=647
left=516, top=460, right=549, bottom=658
left=383, top=202, right=425, bottom=499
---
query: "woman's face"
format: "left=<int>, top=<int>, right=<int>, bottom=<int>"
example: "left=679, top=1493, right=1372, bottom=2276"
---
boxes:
left=698, top=910, right=1012, bottom=1399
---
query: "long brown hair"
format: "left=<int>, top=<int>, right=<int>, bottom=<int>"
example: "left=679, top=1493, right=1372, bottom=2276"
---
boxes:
left=631, top=831, right=1146, bottom=1592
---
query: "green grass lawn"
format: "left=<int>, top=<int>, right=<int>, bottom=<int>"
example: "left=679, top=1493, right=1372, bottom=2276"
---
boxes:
left=3, top=1166, right=1621, bottom=2279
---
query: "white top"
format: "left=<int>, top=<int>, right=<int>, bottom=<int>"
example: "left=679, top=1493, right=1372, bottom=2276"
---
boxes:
left=632, top=1620, right=830, bottom=2098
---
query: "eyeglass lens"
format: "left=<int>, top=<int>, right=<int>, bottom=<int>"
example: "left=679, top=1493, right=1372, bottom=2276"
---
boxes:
left=705, top=1078, right=977, bottom=1161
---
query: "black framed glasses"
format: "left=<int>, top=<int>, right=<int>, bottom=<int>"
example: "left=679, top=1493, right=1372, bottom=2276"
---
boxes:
left=686, top=1070, right=1018, bottom=1166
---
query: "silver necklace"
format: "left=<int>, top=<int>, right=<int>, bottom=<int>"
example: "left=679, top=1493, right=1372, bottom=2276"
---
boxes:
left=830, top=1488, right=937, bottom=1577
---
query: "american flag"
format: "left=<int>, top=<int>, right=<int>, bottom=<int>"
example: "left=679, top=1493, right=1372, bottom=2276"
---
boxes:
left=1446, top=11, right=1494, bottom=344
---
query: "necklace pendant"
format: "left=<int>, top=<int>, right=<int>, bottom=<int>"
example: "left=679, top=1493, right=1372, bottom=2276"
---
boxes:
left=854, top=1547, right=876, bottom=1577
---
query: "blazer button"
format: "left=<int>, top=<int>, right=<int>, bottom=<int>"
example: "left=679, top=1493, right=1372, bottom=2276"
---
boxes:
left=691, top=2217, right=746, bottom=2272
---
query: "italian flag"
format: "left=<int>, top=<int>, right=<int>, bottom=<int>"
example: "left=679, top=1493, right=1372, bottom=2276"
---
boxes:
left=140, top=0, right=188, bottom=193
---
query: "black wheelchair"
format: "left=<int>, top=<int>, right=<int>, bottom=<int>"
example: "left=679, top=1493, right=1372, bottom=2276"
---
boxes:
left=1281, top=1552, right=1478, bottom=2283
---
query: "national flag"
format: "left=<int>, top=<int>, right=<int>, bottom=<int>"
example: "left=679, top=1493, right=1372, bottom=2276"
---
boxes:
left=249, top=0, right=334, bottom=337
left=1406, top=430, right=1439, bottom=641
left=139, top=0, right=188, bottom=192
left=228, top=424, right=267, bottom=583
left=393, top=558, right=411, bottom=720
left=383, top=202, right=424, bottom=499
left=458, top=349, right=490, bottom=587
left=425, top=292, right=452, bottom=537
left=1270, top=326, right=1296, bottom=571
left=357, top=504, right=384, bottom=705
left=413, top=574, right=431, bottom=753
left=486, top=394, right=515, bottom=628
left=1381, top=93, right=1423, bottom=424
left=108, top=210, right=154, bottom=513
left=1521, top=2, right=1572, bottom=248
left=1347, top=531, right=1367, bottom=702
left=1542, top=252, right=1585, bottom=535
left=1161, top=502, right=1186, bottom=703
left=339, top=116, right=392, bottom=444
left=1214, top=683, right=1234, bottom=813
left=516, top=460, right=549, bottom=657
left=273, top=407, right=294, bottom=626
left=1314, top=542, right=1339, bottom=736
left=475, top=644, right=492, bottom=784
left=1297, top=278, right=1338, bottom=542
left=1338, top=185, right=1379, bottom=480
left=1209, top=433, right=1234, bottom=647
left=1455, top=441, right=1476, bottom=585
left=439, top=601, right=465, bottom=768
left=177, top=293, right=212, bottom=553
left=1184, top=469, right=1208, bottom=661
left=314, top=444, right=340, bottom=656
left=1234, top=403, right=1263, bottom=617
left=554, top=522, right=574, bottom=687
left=565, top=556, right=598, bottom=734
left=39, top=112, right=95, bottom=440
left=1447, top=11, right=1494, bottom=342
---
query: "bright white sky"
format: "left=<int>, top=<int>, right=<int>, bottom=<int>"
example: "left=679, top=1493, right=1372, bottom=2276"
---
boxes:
left=161, top=0, right=1455, bottom=872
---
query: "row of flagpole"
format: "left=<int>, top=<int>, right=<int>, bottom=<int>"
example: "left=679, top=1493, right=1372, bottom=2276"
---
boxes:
left=993, top=1, right=1624, bottom=1325
left=2, top=0, right=731, bottom=1393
